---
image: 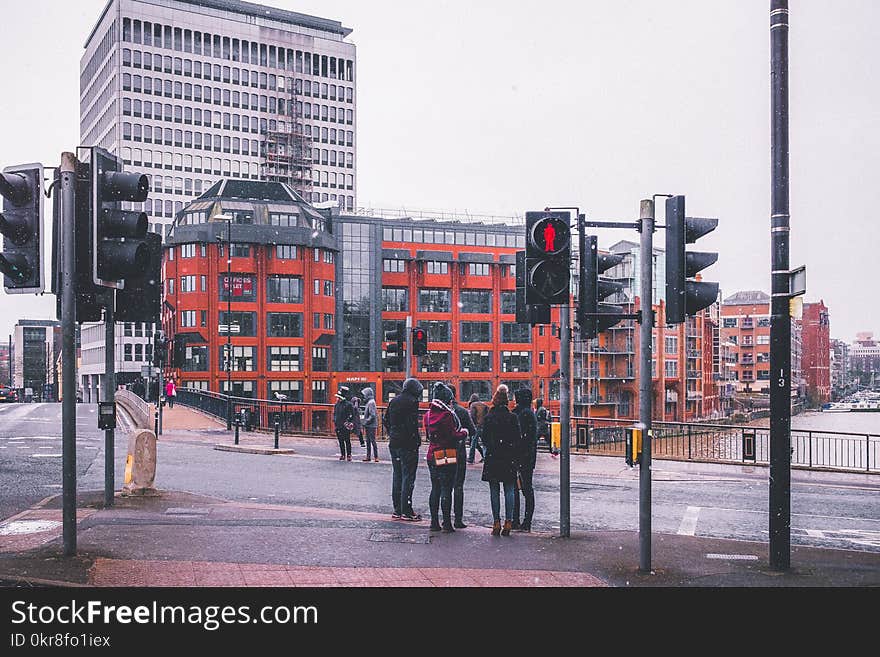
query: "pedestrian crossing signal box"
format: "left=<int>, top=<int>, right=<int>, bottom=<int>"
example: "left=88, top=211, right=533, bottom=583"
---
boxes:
left=551, top=422, right=561, bottom=450
left=98, top=401, right=117, bottom=430
left=625, top=426, right=643, bottom=467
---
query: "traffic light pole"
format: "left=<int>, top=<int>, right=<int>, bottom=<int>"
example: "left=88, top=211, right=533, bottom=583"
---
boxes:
left=405, top=315, right=412, bottom=379
left=638, top=199, right=655, bottom=574
left=60, top=152, right=77, bottom=556
left=559, top=303, right=571, bottom=538
left=103, top=299, right=115, bottom=506
left=769, top=0, right=791, bottom=571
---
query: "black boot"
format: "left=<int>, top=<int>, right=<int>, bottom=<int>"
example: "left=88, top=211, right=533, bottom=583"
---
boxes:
left=441, top=519, right=455, bottom=533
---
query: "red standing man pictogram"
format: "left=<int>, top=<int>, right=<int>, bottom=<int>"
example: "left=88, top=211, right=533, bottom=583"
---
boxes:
left=543, top=221, right=556, bottom=252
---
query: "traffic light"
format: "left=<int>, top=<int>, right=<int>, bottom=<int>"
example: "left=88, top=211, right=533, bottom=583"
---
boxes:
left=525, top=211, right=571, bottom=305
left=578, top=235, right=626, bottom=339
left=515, top=250, right=550, bottom=325
left=384, top=322, right=405, bottom=371
left=1, top=163, right=44, bottom=293
left=90, top=147, right=150, bottom=288
left=172, top=334, right=187, bottom=369
left=665, top=195, right=719, bottom=324
left=412, top=327, right=428, bottom=356
left=115, top=232, right=161, bottom=323
left=153, top=331, right=166, bottom=365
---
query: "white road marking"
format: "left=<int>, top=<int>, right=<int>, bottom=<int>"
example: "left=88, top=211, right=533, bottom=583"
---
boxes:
left=706, top=553, right=759, bottom=561
left=30, top=453, right=62, bottom=458
left=678, top=506, right=701, bottom=536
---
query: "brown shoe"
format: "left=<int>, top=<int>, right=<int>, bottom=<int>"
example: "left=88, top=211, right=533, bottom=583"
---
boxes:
left=501, top=520, right=512, bottom=536
left=362, top=457, right=371, bottom=462
left=346, top=455, right=352, bottom=461
left=374, top=457, right=379, bottom=462
left=491, top=520, right=501, bottom=536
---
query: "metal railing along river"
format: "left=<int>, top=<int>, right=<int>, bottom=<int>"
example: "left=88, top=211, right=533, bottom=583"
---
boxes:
left=174, top=388, right=879, bottom=474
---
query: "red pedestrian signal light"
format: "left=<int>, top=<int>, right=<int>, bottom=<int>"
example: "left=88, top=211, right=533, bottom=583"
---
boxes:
left=412, top=327, right=428, bottom=356
left=525, top=211, right=571, bottom=305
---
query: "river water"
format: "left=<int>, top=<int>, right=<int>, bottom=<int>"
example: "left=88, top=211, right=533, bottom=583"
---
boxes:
left=748, top=410, right=880, bottom=436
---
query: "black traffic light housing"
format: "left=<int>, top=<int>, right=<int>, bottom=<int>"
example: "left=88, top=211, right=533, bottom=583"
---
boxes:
left=578, top=235, right=626, bottom=339
left=665, top=195, right=719, bottom=324
left=412, top=327, right=428, bottom=356
left=90, top=147, right=150, bottom=288
left=153, top=331, right=167, bottom=365
left=1, top=163, right=44, bottom=293
left=116, top=232, right=162, bottom=323
left=515, top=250, right=550, bottom=326
left=525, top=211, right=571, bottom=306
left=384, top=322, right=405, bottom=371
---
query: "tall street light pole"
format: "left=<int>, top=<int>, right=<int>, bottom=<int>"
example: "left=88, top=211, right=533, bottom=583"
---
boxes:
left=214, top=213, right=234, bottom=430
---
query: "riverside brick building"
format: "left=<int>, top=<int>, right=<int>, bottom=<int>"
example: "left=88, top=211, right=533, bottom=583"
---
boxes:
left=801, top=301, right=831, bottom=406
left=162, top=181, right=719, bottom=429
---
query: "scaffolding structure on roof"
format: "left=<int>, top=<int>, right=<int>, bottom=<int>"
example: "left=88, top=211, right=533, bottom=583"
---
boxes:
left=261, top=75, right=314, bottom=202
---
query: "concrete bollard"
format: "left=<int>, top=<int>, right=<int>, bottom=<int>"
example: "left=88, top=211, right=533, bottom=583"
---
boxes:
left=121, top=429, right=159, bottom=497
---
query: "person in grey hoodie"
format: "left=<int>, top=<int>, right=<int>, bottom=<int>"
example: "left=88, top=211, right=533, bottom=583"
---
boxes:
left=361, top=387, right=380, bottom=462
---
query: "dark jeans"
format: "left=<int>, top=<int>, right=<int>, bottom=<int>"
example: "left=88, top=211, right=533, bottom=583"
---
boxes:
left=390, top=445, right=419, bottom=515
left=468, top=428, right=484, bottom=462
left=336, top=429, right=352, bottom=458
left=489, top=480, right=516, bottom=523
left=167, top=395, right=174, bottom=409
left=427, top=460, right=456, bottom=526
left=513, top=465, right=535, bottom=525
left=453, top=440, right=467, bottom=522
left=364, top=426, right=378, bottom=459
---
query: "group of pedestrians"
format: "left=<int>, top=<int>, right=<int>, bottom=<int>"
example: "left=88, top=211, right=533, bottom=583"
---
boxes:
left=332, top=386, right=381, bottom=462
left=376, top=377, right=543, bottom=536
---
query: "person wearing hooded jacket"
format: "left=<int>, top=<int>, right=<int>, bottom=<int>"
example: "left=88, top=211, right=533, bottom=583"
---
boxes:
left=448, top=384, right=476, bottom=528
left=481, top=384, right=522, bottom=536
left=361, top=387, right=380, bottom=462
left=385, top=377, right=424, bottom=521
left=424, top=382, right=468, bottom=532
left=333, top=387, right=356, bottom=461
left=512, top=387, right=538, bottom=532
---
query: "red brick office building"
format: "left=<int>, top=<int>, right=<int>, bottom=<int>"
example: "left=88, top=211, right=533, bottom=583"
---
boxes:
left=162, top=180, right=720, bottom=429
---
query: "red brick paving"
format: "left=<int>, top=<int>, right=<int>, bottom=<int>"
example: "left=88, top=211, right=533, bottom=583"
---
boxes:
left=88, top=558, right=607, bottom=587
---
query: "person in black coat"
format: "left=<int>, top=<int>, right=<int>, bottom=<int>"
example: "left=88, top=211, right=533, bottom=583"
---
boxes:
left=480, top=384, right=522, bottom=536
left=512, top=387, right=538, bottom=532
left=333, top=386, right=356, bottom=461
left=385, top=377, right=424, bottom=521
left=448, top=384, right=476, bottom=529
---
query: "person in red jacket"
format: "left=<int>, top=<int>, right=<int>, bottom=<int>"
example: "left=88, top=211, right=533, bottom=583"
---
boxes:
left=424, top=382, right=468, bottom=532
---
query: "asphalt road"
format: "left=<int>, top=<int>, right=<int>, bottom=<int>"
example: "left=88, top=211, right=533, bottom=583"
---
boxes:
left=0, top=402, right=106, bottom=521
left=3, top=403, right=880, bottom=554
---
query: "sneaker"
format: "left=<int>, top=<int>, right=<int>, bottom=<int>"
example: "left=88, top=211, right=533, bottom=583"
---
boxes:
left=511, top=520, right=521, bottom=530
left=429, top=523, right=442, bottom=532
left=373, top=457, right=379, bottom=462
left=400, top=512, right=422, bottom=522
left=453, top=520, right=467, bottom=529
left=441, top=523, right=455, bottom=533
left=338, top=455, right=345, bottom=460
left=362, top=457, right=371, bottom=462
left=346, top=455, right=352, bottom=461
left=391, top=512, right=402, bottom=520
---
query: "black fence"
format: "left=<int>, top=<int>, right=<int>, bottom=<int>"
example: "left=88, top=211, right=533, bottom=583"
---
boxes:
left=175, top=388, right=879, bottom=474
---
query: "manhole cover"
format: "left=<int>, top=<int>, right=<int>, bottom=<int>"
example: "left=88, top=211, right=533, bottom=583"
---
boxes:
left=0, top=520, right=62, bottom=535
left=369, top=531, right=431, bottom=544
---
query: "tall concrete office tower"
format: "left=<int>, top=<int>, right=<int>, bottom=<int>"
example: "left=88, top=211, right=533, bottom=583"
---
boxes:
left=78, top=0, right=356, bottom=395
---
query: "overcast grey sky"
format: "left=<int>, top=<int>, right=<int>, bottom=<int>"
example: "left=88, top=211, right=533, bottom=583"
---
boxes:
left=1, top=0, right=877, bottom=342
